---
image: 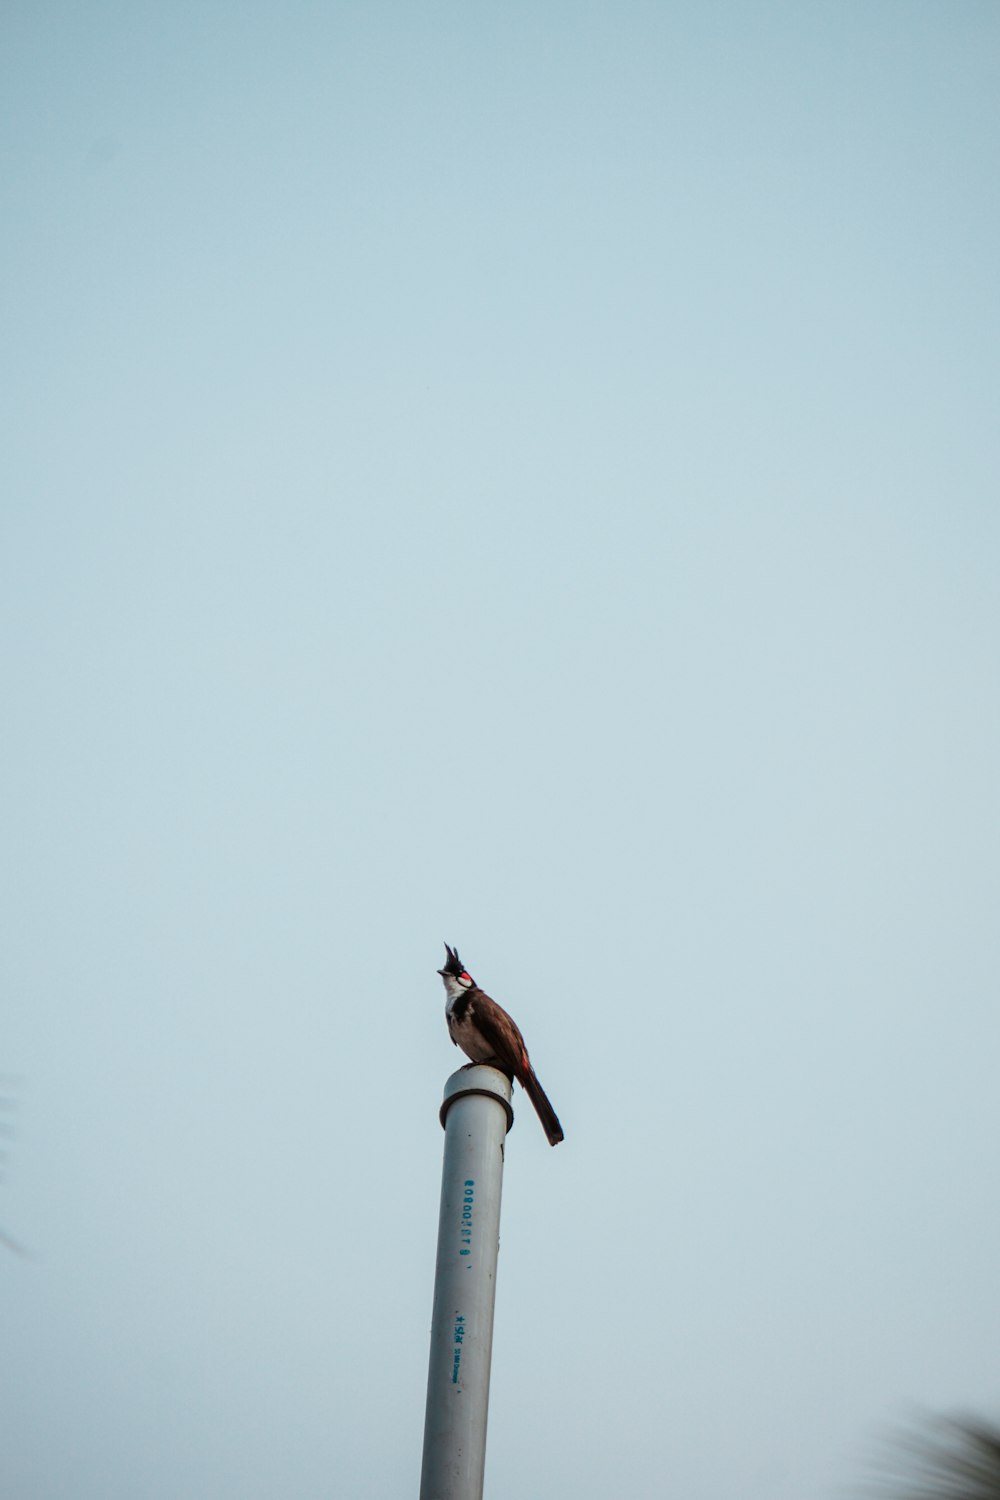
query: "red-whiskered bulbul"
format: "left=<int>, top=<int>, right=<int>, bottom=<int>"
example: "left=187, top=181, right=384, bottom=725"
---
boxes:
left=437, top=943, right=564, bottom=1146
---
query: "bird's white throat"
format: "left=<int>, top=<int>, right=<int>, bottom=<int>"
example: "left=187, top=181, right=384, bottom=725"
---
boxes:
left=441, top=971, right=470, bottom=1011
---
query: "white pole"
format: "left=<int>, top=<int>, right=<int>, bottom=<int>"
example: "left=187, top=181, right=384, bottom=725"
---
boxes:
left=419, top=1065, right=513, bottom=1500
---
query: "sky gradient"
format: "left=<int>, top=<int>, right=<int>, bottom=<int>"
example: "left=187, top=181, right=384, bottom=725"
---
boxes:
left=2, top=5, right=999, bottom=1498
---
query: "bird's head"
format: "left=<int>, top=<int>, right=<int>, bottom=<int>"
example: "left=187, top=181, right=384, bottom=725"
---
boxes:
left=438, top=943, right=475, bottom=996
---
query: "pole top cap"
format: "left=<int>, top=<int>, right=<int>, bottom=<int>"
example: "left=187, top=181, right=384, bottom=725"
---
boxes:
left=439, top=1065, right=515, bottom=1133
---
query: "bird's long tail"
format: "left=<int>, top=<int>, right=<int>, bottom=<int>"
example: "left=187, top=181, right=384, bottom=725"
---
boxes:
left=522, top=1070, right=564, bottom=1146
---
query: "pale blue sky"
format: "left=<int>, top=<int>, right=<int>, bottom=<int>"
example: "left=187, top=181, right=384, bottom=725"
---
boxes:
left=2, top=5, right=999, bottom=1498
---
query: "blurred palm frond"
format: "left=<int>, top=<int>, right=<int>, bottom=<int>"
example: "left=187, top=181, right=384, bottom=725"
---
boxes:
left=867, top=1415, right=1000, bottom=1500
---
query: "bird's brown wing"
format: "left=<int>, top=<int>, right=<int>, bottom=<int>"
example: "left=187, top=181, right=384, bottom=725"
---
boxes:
left=468, top=990, right=531, bottom=1077
left=472, top=990, right=564, bottom=1146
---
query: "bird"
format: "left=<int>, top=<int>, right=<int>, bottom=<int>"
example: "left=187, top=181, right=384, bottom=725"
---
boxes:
left=437, top=943, right=564, bottom=1146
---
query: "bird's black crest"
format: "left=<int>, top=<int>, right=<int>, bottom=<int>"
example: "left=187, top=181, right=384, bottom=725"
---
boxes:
left=438, top=942, right=465, bottom=977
